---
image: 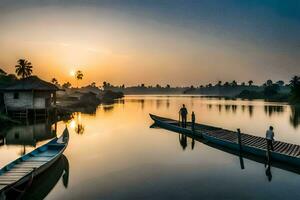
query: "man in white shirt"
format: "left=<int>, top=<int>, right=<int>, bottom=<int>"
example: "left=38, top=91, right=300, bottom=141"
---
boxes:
left=266, top=126, right=274, bottom=151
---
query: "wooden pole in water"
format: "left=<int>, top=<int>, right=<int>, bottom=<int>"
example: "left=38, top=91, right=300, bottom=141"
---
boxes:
left=237, top=128, right=242, bottom=152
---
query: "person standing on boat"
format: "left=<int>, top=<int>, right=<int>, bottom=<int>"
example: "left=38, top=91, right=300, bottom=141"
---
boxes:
left=179, top=104, right=188, bottom=128
left=191, top=111, right=195, bottom=132
left=266, top=126, right=275, bottom=151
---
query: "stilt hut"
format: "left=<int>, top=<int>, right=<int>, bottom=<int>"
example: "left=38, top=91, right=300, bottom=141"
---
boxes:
left=2, top=76, right=59, bottom=119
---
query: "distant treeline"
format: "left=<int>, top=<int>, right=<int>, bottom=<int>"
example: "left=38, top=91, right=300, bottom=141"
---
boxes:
left=1, top=66, right=300, bottom=104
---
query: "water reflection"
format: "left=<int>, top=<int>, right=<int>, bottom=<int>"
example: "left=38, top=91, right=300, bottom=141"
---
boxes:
left=156, top=99, right=162, bottom=109
left=290, top=106, right=300, bottom=129
left=170, top=130, right=300, bottom=182
left=8, top=155, right=70, bottom=200
left=69, top=113, right=85, bottom=135
left=0, top=121, right=57, bottom=155
left=178, top=134, right=187, bottom=150
left=3, top=123, right=56, bottom=146
left=102, top=104, right=114, bottom=112
left=178, top=134, right=196, bottom=151
left=264, top=105, right=284, bottom=117
left=248, top=105, right=254, bottom=117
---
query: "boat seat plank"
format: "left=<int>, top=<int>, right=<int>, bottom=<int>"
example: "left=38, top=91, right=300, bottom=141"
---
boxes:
left=26, top=157, right=52, bottom=162
left=278, top=143, right=289, bottom=153
left=284, top=144, right=295, bottom=155
left=0, top=180, right=16, bottom=185
left=33, top=150, right=58, bottom=157
left=0, top=177, right=20, bottom=182
left=274, top=142, right=285, bottom=151
left=291, top=146, right=300, bottom=157
left=244, top=137, right=261, bottom=146
left=0, top=174, right=24, bottom=179
left=252, top=138, right=267, bottom=148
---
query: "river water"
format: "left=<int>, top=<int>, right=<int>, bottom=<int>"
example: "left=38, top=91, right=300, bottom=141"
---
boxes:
left=1, top=95, right=300, bottom=199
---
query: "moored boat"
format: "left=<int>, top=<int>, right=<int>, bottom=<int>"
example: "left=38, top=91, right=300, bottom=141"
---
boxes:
left=0, top=127, right=69, bottom=197
left=150, top=114, right=300, bottom=167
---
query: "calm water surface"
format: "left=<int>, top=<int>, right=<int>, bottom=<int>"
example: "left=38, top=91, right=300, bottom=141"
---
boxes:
left=1, top=95, right=300, bottom=199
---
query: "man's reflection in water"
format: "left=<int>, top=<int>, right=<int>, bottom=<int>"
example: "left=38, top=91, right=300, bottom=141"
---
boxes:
left=179, top=134, right=187, bottom=150
left=191, top=138, right=195, bottom=150
left=265, top=150, right=273, bottom=182
left=178, top=134, right=196, bottom=151
left=265, top=164, right=272, bottom=182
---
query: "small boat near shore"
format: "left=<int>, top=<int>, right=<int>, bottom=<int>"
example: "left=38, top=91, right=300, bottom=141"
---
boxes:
left=150, top=114, right=300, bottom=167
left=0, top=127, right=69, bottom=197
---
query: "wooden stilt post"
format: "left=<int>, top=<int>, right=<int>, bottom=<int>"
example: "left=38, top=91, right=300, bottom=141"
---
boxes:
left=237, top=128, right=242, bottom=152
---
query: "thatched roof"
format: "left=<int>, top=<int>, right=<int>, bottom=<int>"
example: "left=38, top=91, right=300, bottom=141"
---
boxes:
left=2, top=76, right=59, bottom=91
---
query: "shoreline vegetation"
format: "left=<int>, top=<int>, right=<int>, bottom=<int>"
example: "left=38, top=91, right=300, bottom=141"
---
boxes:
left=97, top=79, right=299, bottom=104
left=0, top=59, right=300, bottom=127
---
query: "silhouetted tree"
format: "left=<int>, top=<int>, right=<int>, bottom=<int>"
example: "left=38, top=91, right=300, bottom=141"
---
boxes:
left=156, top=84, right=161, bottom=88
left=15, top=59, right=33, bottom=79
left=90, top=82, right=96, bottom=87
left=166, top=84, right=170, bottom=88
left=62, top=82, right=71, bottom=89
left=266, top=79, right=273, bottom=86
left=241, top=82, right=246, bottom=86
left=264, top=83, right=279, bottom=97
left=75, top=70, right=83, bottom=87
left=248, top=80, right=253, bottom=86
left=224, top=82, right=230, bottom=87
left=231, top=80, right=237, bottom=87
left=103, top=81, right=111, bottom=90
left=51, top=78, right=58, bottom=85
left=216, top=81, right=222, bottom=86
left=276, top=80, right=285, bottom=87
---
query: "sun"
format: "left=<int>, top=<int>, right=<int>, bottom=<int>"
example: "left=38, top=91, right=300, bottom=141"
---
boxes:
left=70, top=70, right=75, bottom=77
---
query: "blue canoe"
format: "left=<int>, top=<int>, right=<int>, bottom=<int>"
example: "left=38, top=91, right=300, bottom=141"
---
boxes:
left=0, top=127, right=69, bottom=195
left=150, top=114, right=300, bottom=167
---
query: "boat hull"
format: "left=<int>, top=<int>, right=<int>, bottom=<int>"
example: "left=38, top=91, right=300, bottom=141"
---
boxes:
left=150, top=114, right=300, bottom=167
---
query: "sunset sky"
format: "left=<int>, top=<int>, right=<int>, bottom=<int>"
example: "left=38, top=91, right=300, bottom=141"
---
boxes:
left=0, top=0, right=299, bottom=86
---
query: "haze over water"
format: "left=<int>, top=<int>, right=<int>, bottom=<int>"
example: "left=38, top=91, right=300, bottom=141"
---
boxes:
left=1, top=95, right=300, bottom=199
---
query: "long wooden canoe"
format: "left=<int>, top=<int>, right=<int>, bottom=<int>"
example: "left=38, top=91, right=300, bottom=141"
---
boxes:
left=150, top=114, right=300, bottom=167
left=0, top=127, right=69, bottom=197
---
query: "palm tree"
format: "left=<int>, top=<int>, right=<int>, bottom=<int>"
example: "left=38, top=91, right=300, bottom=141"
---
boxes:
left=51, top=78, right=58, bottom=85
left=15, top=59, right=33, bottom=79
left=75, top=70, right=83, bottom=88
left=248, top=80, right=253, bottom=86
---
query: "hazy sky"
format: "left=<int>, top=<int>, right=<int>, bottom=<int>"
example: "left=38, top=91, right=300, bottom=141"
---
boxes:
left=0, top=0, right=299, bottom=86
